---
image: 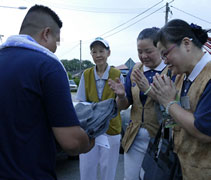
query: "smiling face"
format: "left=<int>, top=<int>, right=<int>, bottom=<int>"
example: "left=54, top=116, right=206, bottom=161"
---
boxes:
left=90, top=42, right=110, bottom=67
left=137, top=38, right=161, bottom=69
left=157, top=41, right=188, bottom=75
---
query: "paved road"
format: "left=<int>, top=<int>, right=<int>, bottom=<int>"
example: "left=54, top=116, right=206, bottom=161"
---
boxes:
left=71, top=92, right=77, bottom=102
left=56, top=153, right=124, bottom=180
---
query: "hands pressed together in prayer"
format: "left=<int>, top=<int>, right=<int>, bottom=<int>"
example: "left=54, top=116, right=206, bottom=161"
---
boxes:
left=108, top=69, right=178, bottom=112
left=131, top=69, right=151, bottom=93
left=152, top=73, right=177, bottom=108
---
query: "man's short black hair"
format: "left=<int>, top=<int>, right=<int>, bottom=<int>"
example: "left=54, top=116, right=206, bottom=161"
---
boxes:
left=20, top=4, right=62, bottom=35
left=27, top=5, right=62, bottom=28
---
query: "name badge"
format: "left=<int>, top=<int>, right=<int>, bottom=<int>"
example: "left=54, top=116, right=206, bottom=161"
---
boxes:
left=181, top=96, right=190, bottom=110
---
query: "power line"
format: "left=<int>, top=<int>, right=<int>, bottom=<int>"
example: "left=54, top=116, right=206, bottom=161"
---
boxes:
left=52, top=1, right=170, bottom=59
left=81, top=4, right=166, bottom=45
left=99, top=0, right=164, bottom=37
left=171, top=6, right=211, bottom=25
left=56, top=6, right=145, bottom=14
left=21, top=0, right=146, bottom=14
left=81, top=0, right=164, bottom=44
left=59, top=1, right=168, bottom=58
left=58, top=42, right=80, bottom=58
left=104, top=5, right=166, bottom=39
left=60, top=4, right=167, bottom=59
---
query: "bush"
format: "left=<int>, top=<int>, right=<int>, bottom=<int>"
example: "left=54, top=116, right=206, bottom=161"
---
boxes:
left=73, top=77, right=80, bottom=86
left=67, top=72, right=72, bottom=80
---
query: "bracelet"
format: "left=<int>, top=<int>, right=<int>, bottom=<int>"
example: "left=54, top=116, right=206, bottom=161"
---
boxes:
left=165, top=100, right=178, bottom=115
left=144, top=86, right=151, bottom=95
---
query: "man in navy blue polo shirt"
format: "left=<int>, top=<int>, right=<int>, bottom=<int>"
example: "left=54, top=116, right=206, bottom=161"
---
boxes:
left=0, top=5, right=94, bottom=180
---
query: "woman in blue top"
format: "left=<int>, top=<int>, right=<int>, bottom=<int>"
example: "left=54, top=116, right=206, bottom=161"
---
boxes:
left=152, top=19, right=211, bottom=179
left=109, top=27, right=167, bottom=180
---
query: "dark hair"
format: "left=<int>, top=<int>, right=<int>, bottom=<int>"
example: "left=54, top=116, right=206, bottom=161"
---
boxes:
left=154, top=19, right=209, bottom=48
left=137, top=27, right=160, bottom=43
left=20, top=4, right=62, bottom=34
left=27, top=5, right=62, bottom=28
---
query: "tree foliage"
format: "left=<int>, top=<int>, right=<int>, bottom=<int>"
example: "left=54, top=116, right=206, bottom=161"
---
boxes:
left=61, top=59, right=94, bottom=75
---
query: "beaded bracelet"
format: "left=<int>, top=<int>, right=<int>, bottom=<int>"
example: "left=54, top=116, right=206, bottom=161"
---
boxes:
left=165, top=100, right=178, bottom=115
left=144, top=86, right=152, bottom=95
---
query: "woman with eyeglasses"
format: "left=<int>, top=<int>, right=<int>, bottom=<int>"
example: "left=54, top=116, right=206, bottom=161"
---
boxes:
left=108, top=27, right=168, bottom=180
left=152, top=19, right=211, bottom=179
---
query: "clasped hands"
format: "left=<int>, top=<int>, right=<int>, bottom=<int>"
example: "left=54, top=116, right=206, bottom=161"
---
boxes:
left=131, top=69, right=150, bottom=93
left=132, top=69, right=177, bottom=107
left=152, top=73, right=177, bottom=108
left=108, top=69, right=177, bottom=109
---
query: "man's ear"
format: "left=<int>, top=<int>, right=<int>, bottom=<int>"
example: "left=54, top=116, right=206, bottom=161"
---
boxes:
left=42, top=27, right=51, bottom=42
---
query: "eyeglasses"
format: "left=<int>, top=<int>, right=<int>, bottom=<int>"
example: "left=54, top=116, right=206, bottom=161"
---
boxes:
left=161, top=44, right=177, bottom=60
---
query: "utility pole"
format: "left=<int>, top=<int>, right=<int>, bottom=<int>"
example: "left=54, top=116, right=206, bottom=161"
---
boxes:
left=165, top=2, right=170, bottom=24
left=79, top=40, right=82, bottom=72
left=0, top=34, right=4, bottom=43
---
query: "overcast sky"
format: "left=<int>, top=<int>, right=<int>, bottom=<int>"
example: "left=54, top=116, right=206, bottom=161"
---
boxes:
left=0, top=0, right=210, bottom=66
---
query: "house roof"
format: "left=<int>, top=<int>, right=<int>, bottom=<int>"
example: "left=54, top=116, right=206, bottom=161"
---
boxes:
left=116, top=58, right=136, bottom=70
left=116, top=64, right=128, bottom=70
left=125, top=58, right=135, bottom=69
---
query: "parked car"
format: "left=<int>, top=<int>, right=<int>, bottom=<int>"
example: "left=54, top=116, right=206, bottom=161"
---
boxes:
left=69, top=80, right=77, bottom=92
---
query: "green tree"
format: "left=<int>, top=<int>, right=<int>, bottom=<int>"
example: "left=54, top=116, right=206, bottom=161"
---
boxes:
left=61, top=58, right=94, bottom=75
left=67, top=71, right=72, bottom=80
left=81, top=60, right=94, bottom=70
left=73, top=77, right=80, bottom=86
